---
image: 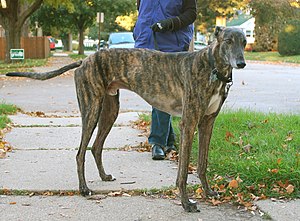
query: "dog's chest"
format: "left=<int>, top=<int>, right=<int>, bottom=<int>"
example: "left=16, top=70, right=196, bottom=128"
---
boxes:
left=205, top=84, right=224, bottom=115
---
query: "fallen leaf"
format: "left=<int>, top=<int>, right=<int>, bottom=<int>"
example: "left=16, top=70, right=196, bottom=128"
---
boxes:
left=211, top=198, right=222, bottom=206
left=259, top=194, right=267, bottom=200
left=236, top=176, right=243, bottom=183
left=277, top=158, right=282, bottom=164
left=0, top=149, right=6, bottom=159
left=232, top=137, right=243, bottom=147
left=272, top=187, right=280, bottom=193
left=243, top=144, right=252, bottom=153
left=108, top=191, right=122, bottom=197
left=270, top=169, right=279, bottom=173
left=195, top=188, right=203, bottom=195
left=277, top=180, right=289, bottom=188
left=122, top=193, right=131, bottom=197
left=286, top=184, right=294, bottom=194
left=43, top=191, right=54, bottom=196
left=228, top=180, right=239, bottom=189
left=285, top=133, right=293, bottom=142
left=188, top=164, right=197, bottom=174
left=225, top=131, right=234, bottom=141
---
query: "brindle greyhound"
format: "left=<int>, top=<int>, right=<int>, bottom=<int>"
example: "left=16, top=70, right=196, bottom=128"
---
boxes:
left=6, top=27, right=247, bottom=212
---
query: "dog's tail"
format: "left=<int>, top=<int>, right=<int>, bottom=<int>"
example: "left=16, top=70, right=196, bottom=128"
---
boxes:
left=6, top=60, right=82, bottom=80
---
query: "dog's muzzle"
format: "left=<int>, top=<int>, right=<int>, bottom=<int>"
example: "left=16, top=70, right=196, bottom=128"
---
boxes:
left=237, top=61, right=246, bottom=69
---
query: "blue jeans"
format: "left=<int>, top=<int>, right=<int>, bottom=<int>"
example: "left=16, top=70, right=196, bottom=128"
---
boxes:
left=148, top=107, right=175, bottom=147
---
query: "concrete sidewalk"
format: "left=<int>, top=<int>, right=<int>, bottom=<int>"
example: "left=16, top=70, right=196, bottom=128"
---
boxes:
left=0, top=112, right=263, bottom=221
left=1, top=55, right=299, bottom=220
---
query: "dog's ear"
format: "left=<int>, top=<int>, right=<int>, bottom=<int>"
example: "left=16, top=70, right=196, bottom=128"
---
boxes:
left=214, top=26, right=225, bottom=38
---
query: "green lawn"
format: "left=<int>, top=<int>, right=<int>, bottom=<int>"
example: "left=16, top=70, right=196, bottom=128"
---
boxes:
left=139, top=110, right=300, bottom=200
left=0, top=59, right=47, bottom=75
left=245, top=51, right=300, bottom=64
left=0, top=103, right=18, bottom=129
left=68, top=54, right=87, bottom=60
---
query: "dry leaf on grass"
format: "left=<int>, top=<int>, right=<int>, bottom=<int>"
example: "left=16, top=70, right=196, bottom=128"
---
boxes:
left=228, top=179, right=239, bottom=189
left=286, top=184, right=294, bottom=194
left=225, top=131, right=234, bottom=141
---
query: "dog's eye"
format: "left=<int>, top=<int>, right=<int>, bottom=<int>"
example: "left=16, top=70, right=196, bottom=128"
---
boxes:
left=225, top=39, right=233, bottom=44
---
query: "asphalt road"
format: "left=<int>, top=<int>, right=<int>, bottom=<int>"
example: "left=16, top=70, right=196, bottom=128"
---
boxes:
left=0, top=60, right=300, bottom=115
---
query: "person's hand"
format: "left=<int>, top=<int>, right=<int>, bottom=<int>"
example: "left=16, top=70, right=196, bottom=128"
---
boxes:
left=150, top=18, right=173, bottom=32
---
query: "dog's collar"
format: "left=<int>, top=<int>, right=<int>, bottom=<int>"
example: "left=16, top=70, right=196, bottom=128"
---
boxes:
left=208, top=47, right=232, bottom=84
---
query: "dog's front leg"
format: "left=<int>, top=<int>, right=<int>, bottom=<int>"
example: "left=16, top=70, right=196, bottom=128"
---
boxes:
left=197, top=114, right=219, bottom=197
left=177, top=100, right=201, bottom=212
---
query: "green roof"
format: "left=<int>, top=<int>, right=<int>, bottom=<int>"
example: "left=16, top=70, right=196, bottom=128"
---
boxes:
left=227, top=14, right=253, bottom=27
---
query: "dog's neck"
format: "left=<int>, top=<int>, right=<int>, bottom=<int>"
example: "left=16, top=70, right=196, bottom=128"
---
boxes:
left=208, top=46, right=232, bottom=84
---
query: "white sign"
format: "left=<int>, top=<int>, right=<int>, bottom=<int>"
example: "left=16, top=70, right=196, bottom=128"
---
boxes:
left=10, top=49, right=24, bottom=60
left=97, top=12, right=104, bottom=23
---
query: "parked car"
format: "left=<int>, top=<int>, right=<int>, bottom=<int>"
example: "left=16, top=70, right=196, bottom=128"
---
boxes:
left=108, top=32, right=135, bottom=49
left=47, top=36, right=56, bottom=50
left=55, top=39, right=63, bottom=50
left=194, top=41, right=207, bottom=51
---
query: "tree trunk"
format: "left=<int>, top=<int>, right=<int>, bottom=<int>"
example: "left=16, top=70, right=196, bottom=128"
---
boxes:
left=78, top=28, right=84, bottom=55
left=0, top=0, right=43, bottom=63
left=5, top=22, right=21, bottom=62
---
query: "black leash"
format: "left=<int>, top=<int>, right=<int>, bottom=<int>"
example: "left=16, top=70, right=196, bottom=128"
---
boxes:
left=152, top=31, right=160, bottom=50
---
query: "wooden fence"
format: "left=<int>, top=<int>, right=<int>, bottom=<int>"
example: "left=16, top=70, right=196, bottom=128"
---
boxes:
left=0, top=37, right=50, bottom=60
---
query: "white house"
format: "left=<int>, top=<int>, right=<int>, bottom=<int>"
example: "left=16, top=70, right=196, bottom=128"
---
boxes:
left=226, top=13, right=255, bottom=44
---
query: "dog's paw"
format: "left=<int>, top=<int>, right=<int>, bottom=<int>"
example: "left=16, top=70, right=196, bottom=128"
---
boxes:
left=183, top=199, right=200, bottom=213
left=80, top=187, right=93, bottom=196
left=102, top=174, right=116, bottom=181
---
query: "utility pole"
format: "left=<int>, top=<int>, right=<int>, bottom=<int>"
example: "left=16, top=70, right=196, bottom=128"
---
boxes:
left=97, top=12, right=104, bottom=50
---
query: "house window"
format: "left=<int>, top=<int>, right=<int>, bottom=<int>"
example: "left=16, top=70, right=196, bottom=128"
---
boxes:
left=246, top=30, right=251, bottom=37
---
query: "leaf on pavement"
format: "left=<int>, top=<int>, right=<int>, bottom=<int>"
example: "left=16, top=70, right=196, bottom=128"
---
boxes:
left=0, top=149, right=6, bottom=159
left=211, top=198, right=222, bottom=206
left=108, top=191, right=122, bottom=197
left=188, top=164, right=197, bottom=174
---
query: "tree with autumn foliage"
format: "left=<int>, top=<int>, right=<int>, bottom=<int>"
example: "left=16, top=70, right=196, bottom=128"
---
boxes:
left=250, top=0, right=300, bottom=51
left=196, top=0, right=249, bottom=34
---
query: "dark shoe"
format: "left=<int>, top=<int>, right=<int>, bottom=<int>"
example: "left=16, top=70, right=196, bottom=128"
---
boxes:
left=152, top=144, right=165, bottom=160
left=165, top=145, right=176, bottom=153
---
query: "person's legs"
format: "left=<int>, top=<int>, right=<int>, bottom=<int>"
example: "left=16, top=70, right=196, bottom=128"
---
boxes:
left=149, top=107, right=175, bottom=160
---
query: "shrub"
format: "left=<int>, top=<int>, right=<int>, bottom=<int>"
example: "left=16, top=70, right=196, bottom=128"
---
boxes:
left=278, top=20, right=300, bottom=56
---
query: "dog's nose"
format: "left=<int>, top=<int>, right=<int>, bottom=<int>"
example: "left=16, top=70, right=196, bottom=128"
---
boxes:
left=237, top=61, right=246, bottom=69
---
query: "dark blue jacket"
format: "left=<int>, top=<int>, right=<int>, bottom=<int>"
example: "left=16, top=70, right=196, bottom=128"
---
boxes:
left=134, top=0, right=194, bottom=52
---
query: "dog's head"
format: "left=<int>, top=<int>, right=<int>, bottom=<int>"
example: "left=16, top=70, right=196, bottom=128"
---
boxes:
left=214, top=26, right=247, bottom=69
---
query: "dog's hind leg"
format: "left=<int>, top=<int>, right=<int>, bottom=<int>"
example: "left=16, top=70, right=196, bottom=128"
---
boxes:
left=177, top=100, right=201, bottom=212
left=197, top=114, right=219, bottom=197
left=75, top=82, right=102, bottom=196
left=92, top=93, right=120, bottom=181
